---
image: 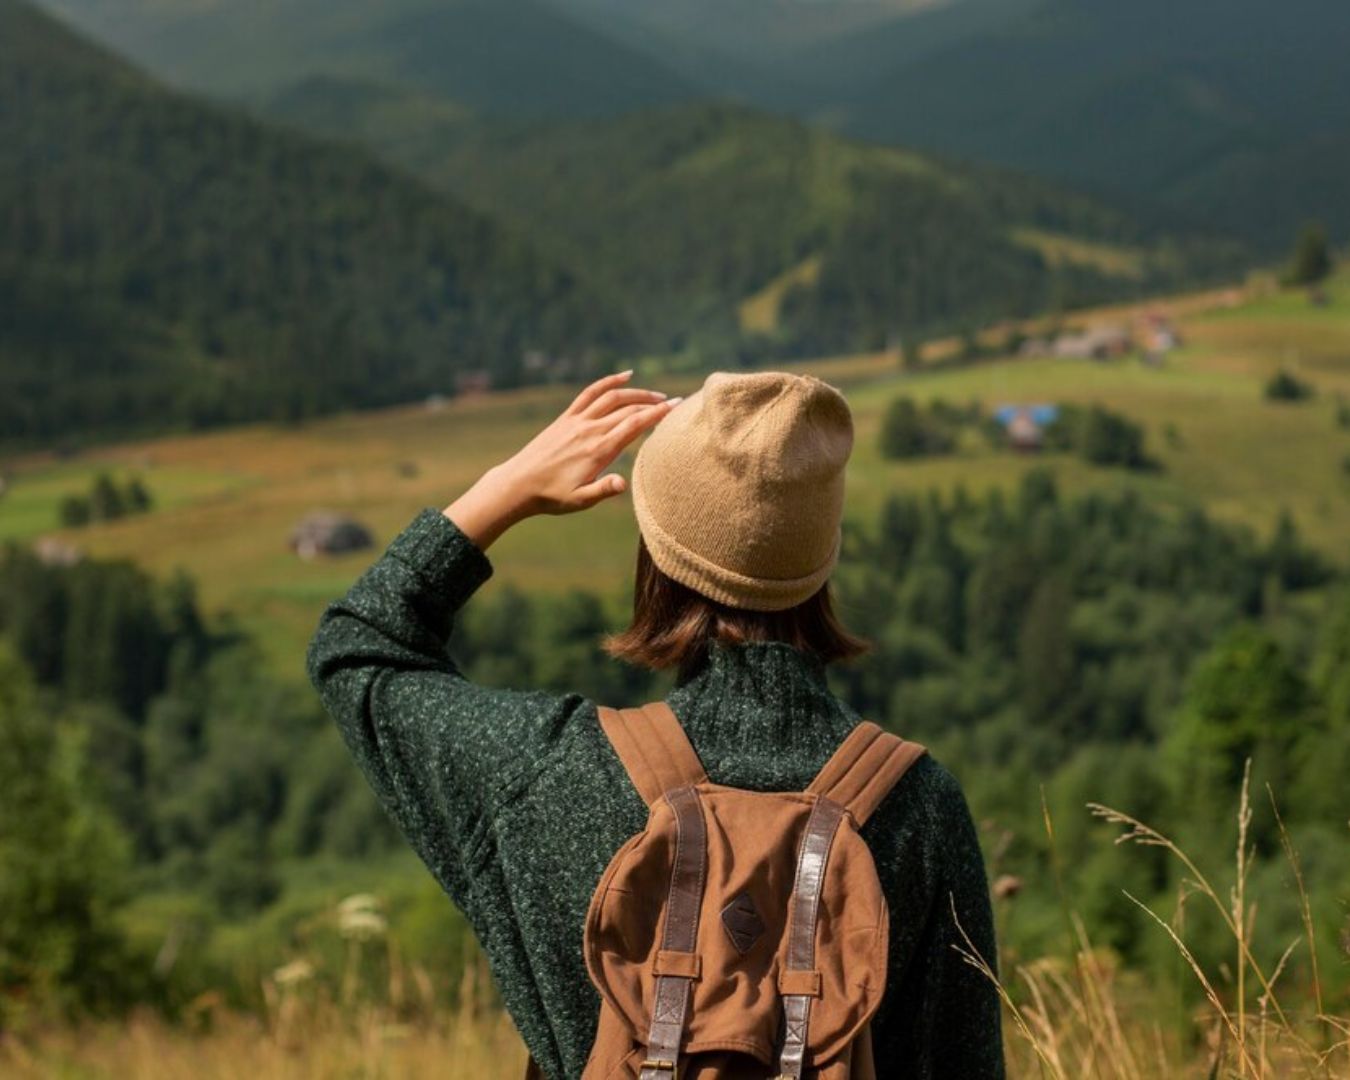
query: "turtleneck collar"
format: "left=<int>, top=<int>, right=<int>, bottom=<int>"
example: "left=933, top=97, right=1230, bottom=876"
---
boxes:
left=664, top=641, right=855, bottom=782
left=676, top=639, right=828, bottom=692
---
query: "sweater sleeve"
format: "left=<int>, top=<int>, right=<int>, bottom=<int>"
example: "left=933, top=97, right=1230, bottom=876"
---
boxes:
left=872, top=765, right=1006, bottom=1078
left=305, top=508, right=591, bottom=906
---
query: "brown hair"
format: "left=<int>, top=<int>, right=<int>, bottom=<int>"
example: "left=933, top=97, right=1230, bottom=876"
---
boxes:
left=603, top=538, right=869, bottom=680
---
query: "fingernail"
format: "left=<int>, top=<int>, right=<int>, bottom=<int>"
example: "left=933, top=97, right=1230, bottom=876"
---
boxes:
left=617, top=368, right=633, bottom=378
left=667, top=396, right=684, bottom=407
left=611, top=475, right=626, bottom=492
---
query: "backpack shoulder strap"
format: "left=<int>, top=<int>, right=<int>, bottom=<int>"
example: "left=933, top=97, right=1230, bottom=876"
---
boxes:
left=806, top=721, right=927, bottom=826
left=597, top=701, right=708, bottom=807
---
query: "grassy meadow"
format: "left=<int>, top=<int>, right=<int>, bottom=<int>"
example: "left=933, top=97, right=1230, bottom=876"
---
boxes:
left=6, top=775, right=1346, bottom=1078
left=5, top=273, right=1349, bottom=680
left=5, top=271, right=1350, bottom=1078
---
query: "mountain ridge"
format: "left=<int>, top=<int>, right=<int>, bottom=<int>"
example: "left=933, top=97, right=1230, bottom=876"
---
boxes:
left=0, top=0, right=628, bottom=445
left=34, top=0, right=699, bottom=115
left=267, top=78, right=1245, bottom=357
left=829, top=0, right=1350, bottom=248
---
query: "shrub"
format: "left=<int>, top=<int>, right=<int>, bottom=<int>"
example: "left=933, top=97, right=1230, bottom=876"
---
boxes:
left=1265, top=369, right=1314, bottom=402
left=1044, top=404, right=1154, bottom=470
left=1284, top=221, right=1333, bottom=287
left=57, top=473, right=154, bottom=528
left=878, top=398, right=960, bottom=459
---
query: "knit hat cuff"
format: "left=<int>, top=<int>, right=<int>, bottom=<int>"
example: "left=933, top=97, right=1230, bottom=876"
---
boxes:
left=632, top=455, right=840, bottom=612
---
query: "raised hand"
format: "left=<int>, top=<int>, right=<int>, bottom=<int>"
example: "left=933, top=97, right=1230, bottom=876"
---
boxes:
left=444, top=370, right=681, bottom=550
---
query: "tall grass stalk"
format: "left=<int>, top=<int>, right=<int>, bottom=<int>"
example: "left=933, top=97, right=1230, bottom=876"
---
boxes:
left=961, top=761, right=1343, bottom=1079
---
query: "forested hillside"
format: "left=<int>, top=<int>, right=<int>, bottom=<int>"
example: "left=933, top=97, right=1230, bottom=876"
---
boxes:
left=34, top=0, right=696, bottom=115
left=5, top=469, right=1348, bottom=1024
left=556, top=0, right=1042, bottom=106
left=0, top=0, right=627, bottom=445
left=38, top=0, right=1349, bottom=256
left=269, top=86, right=1242, bottom=358
left=829, top=0, right=1350, bottom=249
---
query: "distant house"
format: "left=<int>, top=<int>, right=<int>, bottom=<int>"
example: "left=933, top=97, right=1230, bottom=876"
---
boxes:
left=1138, top=313, right=1181, bottom=364
left=522, top=349, right=553, bottom=375
left=34, top=536, right=83, bottom=567
left=454, top=369, right=492, bottom=396
left=289, top=512, right=374, bottom=560
left=993, top=404, right=1060, bottom=451
left=1052, top=325, right=1133, bottom=360
left=1005, top=411, right=1044, bottom=451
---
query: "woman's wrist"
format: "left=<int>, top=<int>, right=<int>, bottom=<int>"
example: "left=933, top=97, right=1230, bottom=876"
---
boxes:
left=442, top=462, right=536, bottom=552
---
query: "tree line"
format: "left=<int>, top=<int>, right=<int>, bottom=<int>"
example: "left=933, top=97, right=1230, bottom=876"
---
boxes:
left=2, top=473, right=1347, bottom=1025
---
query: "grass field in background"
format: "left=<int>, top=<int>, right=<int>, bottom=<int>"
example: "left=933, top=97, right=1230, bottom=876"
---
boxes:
left=4, top=273, right=1348, bottom=678
left=6, top=775, right=1343, bottom=1079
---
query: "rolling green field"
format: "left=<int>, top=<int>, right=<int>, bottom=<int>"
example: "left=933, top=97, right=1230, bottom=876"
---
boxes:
left=4, top=273, right=1348, bottom=678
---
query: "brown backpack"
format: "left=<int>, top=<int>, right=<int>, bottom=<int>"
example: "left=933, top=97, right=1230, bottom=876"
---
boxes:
left=570, top=701, right=926, bottom=1080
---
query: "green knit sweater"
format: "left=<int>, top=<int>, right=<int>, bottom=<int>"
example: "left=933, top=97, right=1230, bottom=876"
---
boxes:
left=307, top=509, right=1005, bottom=1079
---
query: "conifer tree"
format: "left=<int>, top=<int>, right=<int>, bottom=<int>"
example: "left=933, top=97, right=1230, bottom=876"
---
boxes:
left=1286, top=221, right=1333, bottom=286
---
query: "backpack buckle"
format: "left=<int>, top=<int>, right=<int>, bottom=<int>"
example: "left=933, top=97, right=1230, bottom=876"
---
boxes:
left=639, top=1059, right=677, bottom=1078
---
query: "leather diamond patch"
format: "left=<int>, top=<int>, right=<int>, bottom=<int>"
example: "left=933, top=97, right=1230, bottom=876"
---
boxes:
left=720, top=891, right=766, bottom=955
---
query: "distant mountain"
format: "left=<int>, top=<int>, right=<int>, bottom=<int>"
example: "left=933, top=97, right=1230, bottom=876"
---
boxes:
left=776, top=0, right=1041, bottom=109
left=34, top=0, right=697, bottom=116
left=0, top=0, right=628, bottom=445
left=831, top=0, right=1350, bottom=248
left=541, top=0, right=1350, bottom=248
left=548, top=0, right=930, bottom=100
left=269, top=80, right=1243, bottom=358
left=558, top=0, right=935, bottom=64
left=554, top=0, right=1041, bottom=109
left=32, top=0, right=1350, bottom=251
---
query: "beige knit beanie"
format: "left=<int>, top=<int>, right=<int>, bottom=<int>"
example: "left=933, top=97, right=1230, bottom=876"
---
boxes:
left=631, top=371, right=854, bottom=612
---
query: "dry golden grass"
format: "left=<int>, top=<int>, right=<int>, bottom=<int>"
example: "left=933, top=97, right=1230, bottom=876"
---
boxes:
left=1010, top=228, right=1147, bottom=278
left=1, top=1008, right=526, bottom=1080
left=2, top=948, right=531, bottom=1080
left=738, top=254, right=823, bottom=333
left=964, top=764, right=1350, bottom=1080
left=6, top=764, right=1346, bottom=1079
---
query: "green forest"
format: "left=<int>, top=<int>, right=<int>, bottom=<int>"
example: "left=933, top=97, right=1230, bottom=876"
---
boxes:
left=0, top=0, right=1249, bottom=450
left=0, top=0, right=627, bottom=446
left=4, top=466, right=1348, bottom=1025
left=34, top=0, right=1350, bottom=253
left=267, top=84, right=1242, bottom=360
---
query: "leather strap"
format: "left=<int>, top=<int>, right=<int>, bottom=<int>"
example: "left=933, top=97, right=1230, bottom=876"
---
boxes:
left=806, top=721, right=927, bottom=826
left=599, top=702, right=708, bottom=807
left=775, top=796, right=846, bottom=1079
left=640, top=783, right=707, bottom=1080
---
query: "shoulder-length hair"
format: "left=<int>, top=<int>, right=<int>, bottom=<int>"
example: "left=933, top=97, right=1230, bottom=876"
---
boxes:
left=603, top=537, right=869, bottom=680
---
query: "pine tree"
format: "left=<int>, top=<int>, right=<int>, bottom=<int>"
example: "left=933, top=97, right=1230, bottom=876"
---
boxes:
left=1286, top=222, right=1333, bottom=286
left=0, top=647, right=131, bottom=1021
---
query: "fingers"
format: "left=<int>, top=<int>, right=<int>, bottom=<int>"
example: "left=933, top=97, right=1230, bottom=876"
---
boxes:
left=569, top=472, right=627, bottom=510
left=567, top=370, right=632, bottom=415
left=558, top=397, right=682, bottom=513
left=583, top=386, right=668, bottom=420
left=597, top=396, right=682, bottom=457
left=597, top=400, right=664, bottom=430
